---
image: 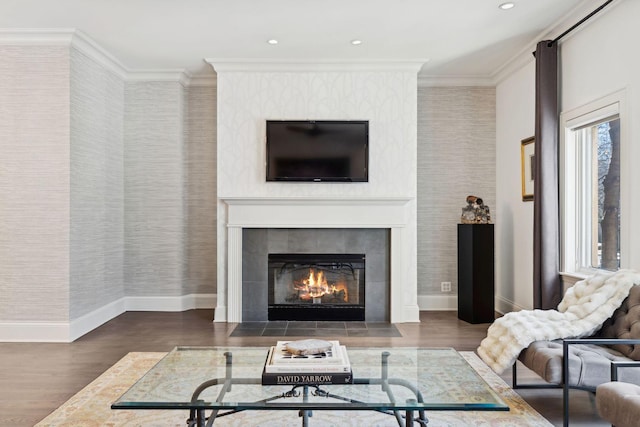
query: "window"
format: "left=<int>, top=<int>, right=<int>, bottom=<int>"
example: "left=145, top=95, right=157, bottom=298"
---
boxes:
left=561, top=94, right=624, bottom=275
left=573, top=117, right=620, bottom=271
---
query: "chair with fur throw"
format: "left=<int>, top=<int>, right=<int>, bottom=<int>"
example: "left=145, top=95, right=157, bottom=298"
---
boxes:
left=478, top=269, right=640, bottom=426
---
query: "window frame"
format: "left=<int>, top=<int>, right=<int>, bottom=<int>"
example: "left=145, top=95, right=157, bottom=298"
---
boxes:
left=560, top=90, right=628, bottom=277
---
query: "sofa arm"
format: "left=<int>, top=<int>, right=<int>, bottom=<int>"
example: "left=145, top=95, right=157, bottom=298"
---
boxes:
left=558, top=338, right=640, bottom=427
left=610, top=361, right=640, bottom=381
left=562, top=338, right=640, bottom=382
left=562, top=338, right=640, bottom=347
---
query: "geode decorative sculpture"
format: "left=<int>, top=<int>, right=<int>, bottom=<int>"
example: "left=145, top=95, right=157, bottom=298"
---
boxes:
left=461, top=195, right=491, bottom=224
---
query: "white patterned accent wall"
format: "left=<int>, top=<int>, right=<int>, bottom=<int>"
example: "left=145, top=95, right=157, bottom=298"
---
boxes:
left=212, top=63, right=421, bottom=322
left=216, top=70, right=417, bottom=198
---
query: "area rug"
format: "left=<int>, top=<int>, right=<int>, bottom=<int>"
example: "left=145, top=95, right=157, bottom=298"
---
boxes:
left=36, top=351, right=552, bottom=426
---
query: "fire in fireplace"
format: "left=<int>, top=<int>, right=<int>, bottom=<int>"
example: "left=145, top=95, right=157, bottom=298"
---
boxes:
left=268, top=253, right=365, bottom=321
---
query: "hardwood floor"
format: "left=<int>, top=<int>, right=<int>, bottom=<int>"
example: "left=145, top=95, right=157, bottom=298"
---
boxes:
left=0, top=310, right=606, bottom=426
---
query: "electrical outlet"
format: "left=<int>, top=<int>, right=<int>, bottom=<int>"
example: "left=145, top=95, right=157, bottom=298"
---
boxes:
left=441, top=281, right=452, bottom=292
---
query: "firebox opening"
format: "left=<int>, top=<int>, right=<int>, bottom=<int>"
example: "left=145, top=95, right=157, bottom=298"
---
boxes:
left=268, top=253, right=365, bottom=321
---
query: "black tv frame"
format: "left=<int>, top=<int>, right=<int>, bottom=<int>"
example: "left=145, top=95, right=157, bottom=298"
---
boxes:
left=265, top=120, right=369, bottom=183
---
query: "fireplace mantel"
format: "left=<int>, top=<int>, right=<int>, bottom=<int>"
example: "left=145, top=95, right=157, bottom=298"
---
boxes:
left=216, top=197, right=420, bottom=324
left=224, top=197, right=411, bottom=227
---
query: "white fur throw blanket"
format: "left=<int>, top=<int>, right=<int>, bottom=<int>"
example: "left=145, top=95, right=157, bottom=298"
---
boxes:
left=477, top=269, right=640, bottom=374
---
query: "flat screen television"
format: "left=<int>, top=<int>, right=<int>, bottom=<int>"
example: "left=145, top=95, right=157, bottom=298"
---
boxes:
left=266, top=120, right=369, bottom=182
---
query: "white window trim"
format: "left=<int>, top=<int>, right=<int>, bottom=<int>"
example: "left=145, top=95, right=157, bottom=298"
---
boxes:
left=560, top=89, right=628, bottom=277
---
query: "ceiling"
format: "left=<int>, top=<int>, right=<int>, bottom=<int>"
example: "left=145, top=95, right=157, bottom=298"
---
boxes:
left=0, top=0, right=590, bottom=80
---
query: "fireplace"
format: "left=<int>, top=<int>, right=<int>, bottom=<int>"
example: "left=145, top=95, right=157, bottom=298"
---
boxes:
left=268, top=253, right=365, bottom=321
left=219, top=197, right=419, bottom=324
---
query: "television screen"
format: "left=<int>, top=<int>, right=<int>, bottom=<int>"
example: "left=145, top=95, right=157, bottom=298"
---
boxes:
left=266, top=120, right=369, bottom=182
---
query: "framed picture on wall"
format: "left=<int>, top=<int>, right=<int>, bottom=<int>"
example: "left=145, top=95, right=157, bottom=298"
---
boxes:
left=521, top=136, right=534, bottom=201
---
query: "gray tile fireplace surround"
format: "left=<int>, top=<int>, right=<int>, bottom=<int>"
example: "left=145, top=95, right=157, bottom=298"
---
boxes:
left=242, top=228, right=390, bottom=322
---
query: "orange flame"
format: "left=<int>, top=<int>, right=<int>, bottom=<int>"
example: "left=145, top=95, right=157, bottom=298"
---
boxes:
left=303, top=269, right=330, bottom=298
left=291, top=268, right=349, bottom=302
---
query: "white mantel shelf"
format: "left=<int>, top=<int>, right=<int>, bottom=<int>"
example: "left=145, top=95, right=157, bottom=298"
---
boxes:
left=222, top=196, right=412, bottom=205
left=216, top=196, right=420, bottom=324
left=222, top=197, right=412, bottom=228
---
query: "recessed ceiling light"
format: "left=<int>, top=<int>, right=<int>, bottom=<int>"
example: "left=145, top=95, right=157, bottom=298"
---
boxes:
left=351, top=39, right=362, bottom=45
left=499, top=2, right=515, bottom=10
left=267, top=39, right=278, bottom=45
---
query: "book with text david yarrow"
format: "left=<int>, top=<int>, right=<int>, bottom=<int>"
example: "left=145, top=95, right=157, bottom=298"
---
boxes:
left=261, top=369, right=353, bottom=385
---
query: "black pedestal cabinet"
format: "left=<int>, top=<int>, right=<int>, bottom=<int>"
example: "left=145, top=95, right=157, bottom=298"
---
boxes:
left=457, top=224, right=494, bottom=323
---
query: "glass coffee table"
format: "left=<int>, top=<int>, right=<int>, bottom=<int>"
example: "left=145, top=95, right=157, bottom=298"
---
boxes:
left=112, top=346, right=508, bottom=426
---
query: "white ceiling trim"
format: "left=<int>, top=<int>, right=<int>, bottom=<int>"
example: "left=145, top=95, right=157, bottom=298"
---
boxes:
left=492, top=51, right=535, bottom=86
left=186, top=73, right=217, bottom=87
left=0, top=28, right=74, bottom=45
left=0, top=28, right=214, bottom=86
left=72, top=30, right=192, bottom=84
left=206, top=58, right=428, bottom=74
left=0, top=29, right=128, bottom=80
left=127, top=69, right=191, bottom=85
left=417, top=74, right=495, bottom=88
left=492, top=0, right=619, bottom=85
left=70, top=29, right=128, bottom=80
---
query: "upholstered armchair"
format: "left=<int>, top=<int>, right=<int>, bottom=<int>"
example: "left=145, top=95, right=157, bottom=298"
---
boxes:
left=513, top=284, right=640, bottom=426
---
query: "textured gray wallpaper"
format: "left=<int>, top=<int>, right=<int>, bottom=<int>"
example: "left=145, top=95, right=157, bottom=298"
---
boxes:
left=123, top=83, right=217, bottom=298
left=124, top=81, right=185, bottom=296
left=2, top=41, right=218, bottom=329
left=184, top=85, right=217, bottom=295
left=417, top=87, right=496, bottom=295
left=0, top=46, right=71, bottom=322
left=70, top=47, right=125, bottom=320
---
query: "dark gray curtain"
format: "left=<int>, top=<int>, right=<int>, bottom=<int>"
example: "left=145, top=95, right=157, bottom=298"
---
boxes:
left=533, top=40, right=562, bottom=309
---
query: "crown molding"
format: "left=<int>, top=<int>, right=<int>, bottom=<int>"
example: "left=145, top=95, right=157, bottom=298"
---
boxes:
left=0, top=28, right=75, bottom=45
left=491, top=51, right=536, bottom=86
left=0, top=28, right=210, bottom=86
left=126, top=69, right=216, bottom=87
left=127, top=69, right=191, bottom=86
left=206, top=58, right=428, bottom=73
left=492, top=0, right=620, bottom=84
left=72, top=30, right=193, bottom=84
left=0, top=29, right=129, bottom=80
left=187, top=73, right=217, bottom=87
left=70, top=29, right=129, bottom=80
left=417, top=74, right=495, bottom=88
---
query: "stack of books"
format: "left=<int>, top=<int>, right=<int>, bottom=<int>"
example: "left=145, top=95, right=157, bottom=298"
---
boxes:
left=262, top=340, right=353, bottom=385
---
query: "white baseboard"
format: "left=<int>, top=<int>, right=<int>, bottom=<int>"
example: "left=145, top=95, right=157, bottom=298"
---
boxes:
left=418, top=294, right=457, bottom=311
left=418, top=294, right=516, bottom=317
left=3, top=292, right=515, bottom=342
left=125, top=293, right=216, bottom=311
left=402, top=304, right=422, bottom=322
left=69, top=298, right=126, bottom=341
left=0, top=293, right=217, bottom=343
left=0, top=321, right=72, bottom=342
left=495, top=295, right=526, bottom=315
left=213, top=304, right=227, bottom=322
